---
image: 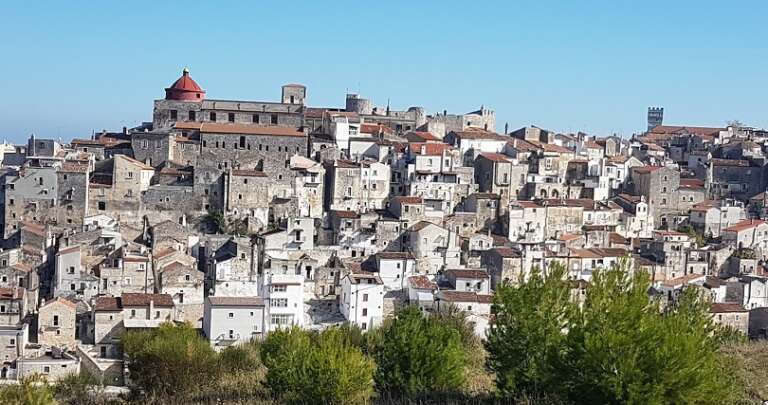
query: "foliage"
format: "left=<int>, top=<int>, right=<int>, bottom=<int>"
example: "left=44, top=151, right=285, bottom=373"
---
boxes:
left=369, top=306, right=467, bottom=396
left=219, top=342, right=261, bottom=373
left=733, top=248, right=757, bottom=260
left=121, top=322, right=220, bottom=399
left=432, top=305, right=494, bottom=395
left=203, top=209, right=247, bottom=235
left=677, top=225, right=705, bottom=247
left=260, top=326, right=375, bottom=405
left=53, top=372, right=112, bottom=405
left=485, top=264, right=575, bottom=398
left=0, top=375, right=57, bottom=405
left=487, top=261, right=739, bottom=405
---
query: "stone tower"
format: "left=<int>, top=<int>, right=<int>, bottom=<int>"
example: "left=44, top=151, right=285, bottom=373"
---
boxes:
left=647, top=107, right=664, bottom=131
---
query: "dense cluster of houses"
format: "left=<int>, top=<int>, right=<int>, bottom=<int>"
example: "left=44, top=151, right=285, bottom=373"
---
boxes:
left=0, top=69, right=767, bottom=384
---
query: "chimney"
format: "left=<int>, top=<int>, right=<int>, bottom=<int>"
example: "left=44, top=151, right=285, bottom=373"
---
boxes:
left=149, top=299, right=155, bottom=320
left=122, top=126, right=128, bottom=135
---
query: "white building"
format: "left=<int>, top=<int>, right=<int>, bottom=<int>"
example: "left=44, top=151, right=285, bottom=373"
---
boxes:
left=263, top=273, right=304, bottom=331
left=340, top=273, right=384, bottom=331
left=406, top=275, right=437, bottom=311
left=375, top=252, right=417, bottom=291
left=690, top=201, right=746, bottom=238
left=202, top=296, right=266, bottom=350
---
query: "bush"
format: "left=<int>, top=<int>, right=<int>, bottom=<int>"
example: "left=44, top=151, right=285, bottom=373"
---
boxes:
left=219, top=342, right=261, bottom=373
left=369, top=306, right=466, bottom=397
left=121, top=322, right=219, bottom=399
left=54, top=372, right=111, bottom=405
left=261, top=326, right=375, bottom=405
left=487, top=261, right=739, bottom=404
left=0, top=375, right=56, bottom=405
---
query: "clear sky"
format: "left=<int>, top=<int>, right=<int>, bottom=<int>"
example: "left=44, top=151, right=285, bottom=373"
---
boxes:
left=1, top=1, right=766, bottom=142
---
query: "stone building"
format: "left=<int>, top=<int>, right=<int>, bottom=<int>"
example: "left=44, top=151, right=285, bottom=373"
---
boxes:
left=3, top=164, right=58, bottom=238
left=707, top=158, right=766, bottom=201
left=629, top=165, right=681, bottom=226
left=37, top=297, right=77, bottom=349
left=153, top=69, right=305, bottom=131
left=710, top=303, right=749, bottom=335
left=474, top=153, right=527, bottom=214
left=290, top=155, right=325, bottom=219
left=158, top=262, right=204, bottom=325
left=56, top=161, right=90, bottom=229
left=224, top=169, right=271, bottom=231
left=324, top=160, right=391, bottom=212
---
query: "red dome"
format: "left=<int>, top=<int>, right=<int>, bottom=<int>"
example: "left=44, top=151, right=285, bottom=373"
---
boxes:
left=165, top=68, right=205, bottom=101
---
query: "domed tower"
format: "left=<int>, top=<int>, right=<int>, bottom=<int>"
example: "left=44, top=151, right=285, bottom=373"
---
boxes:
left=165, top=68, right=205, bottom=101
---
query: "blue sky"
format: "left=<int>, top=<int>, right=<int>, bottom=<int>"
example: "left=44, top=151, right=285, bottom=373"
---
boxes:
left=1, top=1, right=766, bottom=142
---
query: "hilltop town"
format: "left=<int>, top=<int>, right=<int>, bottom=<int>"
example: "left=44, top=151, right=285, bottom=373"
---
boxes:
left=0, top=68, right=766, bottom=384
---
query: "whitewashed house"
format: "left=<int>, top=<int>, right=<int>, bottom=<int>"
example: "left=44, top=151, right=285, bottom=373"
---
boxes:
left=340, top=273, right=384, bottom=331
left=203, top=296, right=266, bottom=349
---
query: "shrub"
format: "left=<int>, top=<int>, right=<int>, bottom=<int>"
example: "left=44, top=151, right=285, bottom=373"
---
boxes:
left=0, top=375, right=56, bottom=405
left=370, top=306, right=466, bottom=396
left=261, top=326, right=375, bottom=404
left=487, top=261, right=739, bottom=404
left=121, top=322, right=219, bottom=399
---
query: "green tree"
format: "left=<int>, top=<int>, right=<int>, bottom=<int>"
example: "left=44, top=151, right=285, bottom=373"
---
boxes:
left=369, top=306, right=466, bottom=396
left=487, top=261, right=738, bottom=405
left=260, top=326, right=375, bottom=405
left=121, top=322, right=220, bottom=399
left=486, top=264, right=575, bottom=398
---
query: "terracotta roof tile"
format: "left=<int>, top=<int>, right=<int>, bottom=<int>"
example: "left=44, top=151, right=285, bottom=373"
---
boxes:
left=723, top=219, right=768, bottom=233
left=410, top=142, right=452, bottom=156
left=408, top=275, right=437, bottom=290
left=121, top=293, right=174, bottom=307
left=709, top=303, right=746, bottom=313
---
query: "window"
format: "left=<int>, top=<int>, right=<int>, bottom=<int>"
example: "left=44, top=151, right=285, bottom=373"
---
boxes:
left=252, top=114, right=259, bottom=123
left=43, top=366, right=49, bottom=373
left=189, top=110, right=196, bottom=120
left=9, top=338, right=14, bottom=346
left=362, top=308, right=368, bottom=316
left=271, top=298, right=288, bottom=307
left=170, top=110, right=178, bottom=120
left=362, top=322, right=367, bottom=330
left=53, top=315, right=59, bottom=326
left=98, top=201, right=106, bottom=211
left=228, top=113, right=235, bottom=122
left=271, top=114, right=278, bottom=124
left=271, top=285, right=287, bottom=293
left=130, top=309, right=136, bottom=318
left=228, top=312, right=234, bottom=319
left=210, top=112, right=216, bottom=122
left=229, top=330, right=235, bottom=339
left=363, top=294, right=369, bottom=302
left=270, top=314, right=293, bottom=326
left=239, top=136, right=246, bottom=148
left=185, top=274, right=190, bottom=281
